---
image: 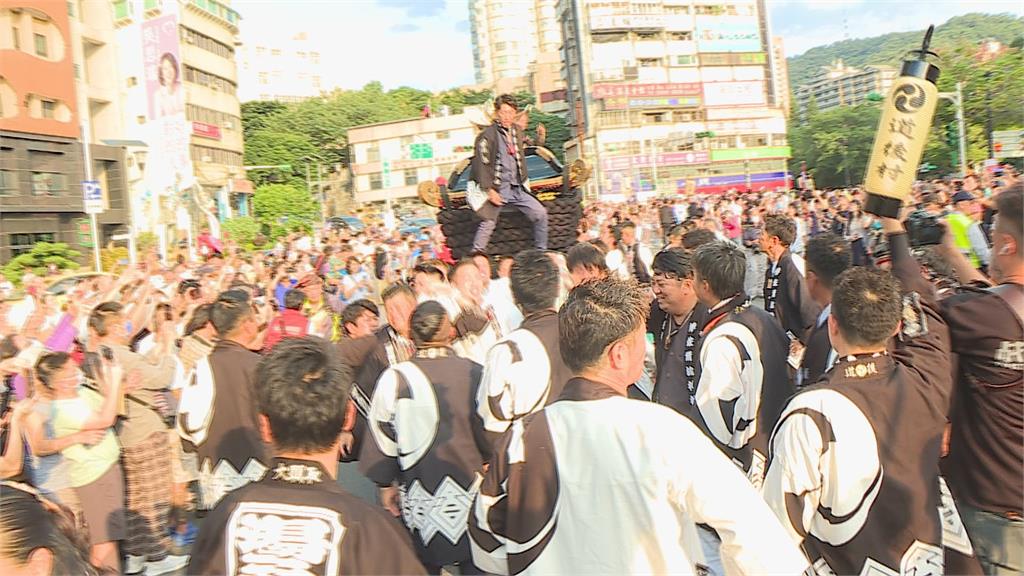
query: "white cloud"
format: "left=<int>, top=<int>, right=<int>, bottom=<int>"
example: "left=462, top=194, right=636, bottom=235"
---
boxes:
left=236, top=0, right=475, bottom=92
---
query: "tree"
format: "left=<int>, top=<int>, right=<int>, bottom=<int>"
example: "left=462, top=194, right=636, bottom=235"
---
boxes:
left=789, top=103, right=880, bottom=188
left=220, top=216, right=263, bottom=249
left=241, top=100, right=288, bottom=141
left=253, top=184, right=319, bottom=239
left=527, top=109, right=571, bottom=161
left=244, top=130, right=318, bottom=187
left=3, top=242, right=81, bottom=280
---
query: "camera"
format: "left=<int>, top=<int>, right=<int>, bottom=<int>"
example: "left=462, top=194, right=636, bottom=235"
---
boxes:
left=905, top=209, right=944, bottom=248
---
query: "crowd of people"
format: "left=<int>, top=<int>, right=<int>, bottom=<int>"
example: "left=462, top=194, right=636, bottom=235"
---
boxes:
left=0, top=163, right=1020, bottom=576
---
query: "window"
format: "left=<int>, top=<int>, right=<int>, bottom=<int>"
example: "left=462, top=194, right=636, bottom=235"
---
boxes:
left=495, top=41, right=506, bottom=51
left=183, top=65, right=237, bottom=94
left=674, top=54, right=697, bottom=66
left=369, top=173, right=382, bottom=190
left=638, top=58, right=661, bottom=67
left=496, top=55, right=508, bottom=65
left=436, top=130, right=449, bottom=140
left=33, top=33, right=47, bottom=57
left=669, top=31, right=692, bottom=41
left=31, top=172, right=67, bottom=196
left=400, top=136, right=413, bottom=147
left=312, top=76, right=321, bottom=89
left=271, top=49, right=281, bottom=56
left=0, top=170, right=15, bottom=195
left=258, top=72, right=268, bottom=85
left=404, top=170, right=418, bottom=186
left=180, top=27, right=234, bottom=58
left=366, top=145, right=380, bottom=163
left=9, top=233, right=56, bottom=256
left=185, top=104, right=241, bottom=130
left=40, top=99, right=56, bottom=119
left=190, top=145, right=243, bottom=166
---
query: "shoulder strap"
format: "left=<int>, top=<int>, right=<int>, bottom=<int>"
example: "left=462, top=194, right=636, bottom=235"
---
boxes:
left=988, top=283, right=1024, bottom=327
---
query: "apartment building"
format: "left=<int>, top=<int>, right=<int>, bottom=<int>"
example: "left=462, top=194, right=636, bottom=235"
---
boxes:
left=238, top=32, right=323, bottom=103
left=558, top=0, right=790, bottom=199
left=470, top=0, right=566, bottom=109
left=348, top=110, right=481, bottom=204
left=0, top=1, right=130, bottom=262
left=794, top=59, right=897, bottom=117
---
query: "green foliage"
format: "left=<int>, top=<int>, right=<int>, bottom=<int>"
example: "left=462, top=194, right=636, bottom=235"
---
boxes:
left=527, top=109, right=571, bottom=161
left=241, top=100, right=288, bottom=141
left=3, top=242, right=81, bottom=280
left=136, top=231, right=158, bottom=254
left=787, top=14, right=1024, bottom=89
left=244, top=130, right=318, bottom=187
left=220, top=216, right=263, bottom=249
left=789, top=13, right=1024, bottom=184
left=789, top=103, right=882, bottom=188
left=435, top=88, right=493, bottom=114
left=253, top=184, right=319, bottom=239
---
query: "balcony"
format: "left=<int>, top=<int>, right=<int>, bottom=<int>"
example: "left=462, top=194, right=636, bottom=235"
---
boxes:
left=188, top=0, right=241, bottom=30
left=590, top=14, right=665, bottom=32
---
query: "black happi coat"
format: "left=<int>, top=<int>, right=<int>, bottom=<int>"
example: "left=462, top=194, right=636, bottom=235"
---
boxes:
left=764, top=250, right=821, bottom=344
left=360, top=349, right=489, bottom=568
left=189, top=457, right=426, bottom=576
left=763, top=233, right=956, bottom=575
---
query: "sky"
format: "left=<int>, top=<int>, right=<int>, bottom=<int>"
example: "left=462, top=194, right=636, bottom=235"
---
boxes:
left=234, top=0, right=1024, bottom=93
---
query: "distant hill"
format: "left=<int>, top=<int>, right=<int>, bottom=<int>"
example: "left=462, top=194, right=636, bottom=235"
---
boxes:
left=786, top=13, right=1024, bottom=92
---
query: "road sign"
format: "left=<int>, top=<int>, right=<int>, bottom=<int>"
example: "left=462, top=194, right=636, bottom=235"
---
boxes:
left=993, top=129, right=1024, bottom=159
left=82, top=180, right=103, bottom=214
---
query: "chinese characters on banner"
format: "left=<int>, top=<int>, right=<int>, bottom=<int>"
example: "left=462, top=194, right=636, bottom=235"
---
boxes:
left=864, top=76, right=937, bottom=209
left=592, top=83, right=702, bottom=99
left=141, top=12, right=195, bottom=197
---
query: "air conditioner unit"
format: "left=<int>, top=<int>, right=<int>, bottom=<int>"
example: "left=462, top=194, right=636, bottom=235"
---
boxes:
left=624, top=66, right=639, bottom=80
left=223, top=120, right=234, bottom=129
left=210, top=83, right=220, bottom=91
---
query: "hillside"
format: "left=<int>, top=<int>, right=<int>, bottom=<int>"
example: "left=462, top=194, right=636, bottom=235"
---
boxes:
left=786, top=13, right=1024, bottom=91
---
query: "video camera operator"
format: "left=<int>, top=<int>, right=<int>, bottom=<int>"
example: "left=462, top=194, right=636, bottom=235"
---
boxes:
left=937, top=182, right=1023, bottom=575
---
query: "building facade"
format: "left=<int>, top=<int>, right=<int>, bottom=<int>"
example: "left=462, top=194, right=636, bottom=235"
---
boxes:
left=0, top=1, right=130, bottom=262
left=348, top=110, right=482, bottom=204
left=794, top=59, right=897, bottom=117
left=237, top=32, right=323, bottom=103
left=770, top=35, right=789, bottom=117
left=470, top=0, right=566, bottom=109
left=558, top=0, right=790, bottom=200
left=108, top=0, right=250, bottom=252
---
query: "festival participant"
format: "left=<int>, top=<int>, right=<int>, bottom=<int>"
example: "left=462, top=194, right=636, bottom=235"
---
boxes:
left=940, top=184, right=1023, bottom=575
left=476, top=250, right=572, bottom=449
left=189, top=337, right=426, bottom=576
left=799, top=233, right=852, bottom=387
left=761, top=214, right=820, bottom=344
left=763, top=216, right=954, bottom=576
left=648, top=248, right=709, bottom=414
left=177, top=290, right=271, bottom=511
left=617, top=221, right=653, bottom=284
left=565, top=241, right=609, bottom=286
left=362, top=301, right=489, bottom=573
left=470, top=95, right=548, bottom=253
left=468, top=277, right=809, bottom=576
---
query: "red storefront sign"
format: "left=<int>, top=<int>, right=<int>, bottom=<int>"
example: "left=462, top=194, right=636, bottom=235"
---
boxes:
left=593, top=82, right=702, bottom=99
left=192, top=121, right=222, bottom=140
left=601, top=150, right=709, bottom=172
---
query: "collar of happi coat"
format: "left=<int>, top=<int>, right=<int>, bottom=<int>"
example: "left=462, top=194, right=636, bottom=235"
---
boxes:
left=559, top=377, right=624, bottom=402
left=268, top=458, right=331, bottom=486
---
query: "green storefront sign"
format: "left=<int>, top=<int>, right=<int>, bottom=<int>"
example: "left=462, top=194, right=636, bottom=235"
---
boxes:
left=409, top=143, right=434, bottom=160
left=710, top=146, right=791, bottom=162
left=76, top=218, right=94, bottom=248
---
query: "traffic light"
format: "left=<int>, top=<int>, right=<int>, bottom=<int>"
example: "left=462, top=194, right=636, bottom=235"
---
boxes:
left=944, top=122, right=958, bottom=147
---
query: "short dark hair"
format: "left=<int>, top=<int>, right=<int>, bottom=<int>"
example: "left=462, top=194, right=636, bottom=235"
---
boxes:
left=341, top=299, right=379, bottom=335
left=559, top=277, right=647, bottom=373
left=184, top=303, right=213, bottom=336
left=255, top=337, right=352, bottom=453
left=805, top=233, right=852, bottom=289
left=511, top=249, right=559, bottom=313
left=995, top=182, right=1023, bottom=250
left=619, top=220, right=637, bottom=231
left=413, top=261, right=447, bottom=282
left=0, top=484, right=98, bottom=576
left=831, top=268, right=901, bottom=348
left=210, top=289, right=253, bottom=336
left=283, top=289, right=306, bottom=311
left=381, top=282, right=415, bottom=303
left=494, top=93, right=519, bottom=111
left=567, top=242, right=608, bottom=274
left=652, top=247, right=693, bottom=279
left=88, top=301, right=124, bottom=337
left=764, top=214, right=797, bottom=247
left=35, top=352, right=71, bottom=390
left=410, top=300, right=450, bottom=348
left=681, top=228, right=716, bottom=251
left=451, top=258, right=479, bottom=280
left=693, top=241, right=746, bottom=301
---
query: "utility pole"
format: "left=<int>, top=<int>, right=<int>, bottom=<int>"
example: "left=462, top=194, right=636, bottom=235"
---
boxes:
left=984, top=71, right=994, bottom=159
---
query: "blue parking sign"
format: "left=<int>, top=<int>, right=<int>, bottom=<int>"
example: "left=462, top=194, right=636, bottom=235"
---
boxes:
left=83, top=180, right=103, bottom=214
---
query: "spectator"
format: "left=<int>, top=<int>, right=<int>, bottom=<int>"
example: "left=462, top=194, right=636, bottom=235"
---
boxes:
left=946, top=190, right=991, bottom=270
left=0, top=482, right=101, bottom=575
left=262, top=289, right=308, bottom=352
